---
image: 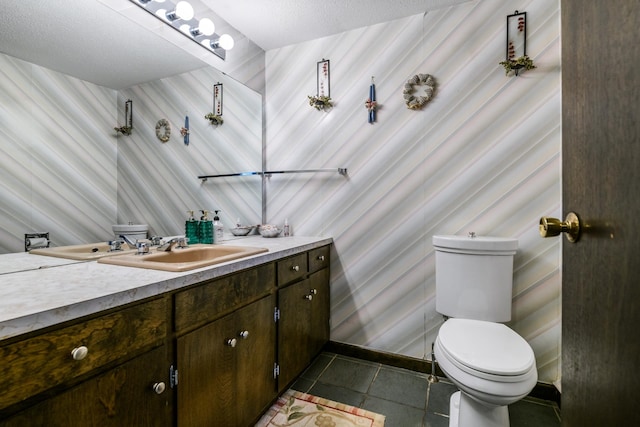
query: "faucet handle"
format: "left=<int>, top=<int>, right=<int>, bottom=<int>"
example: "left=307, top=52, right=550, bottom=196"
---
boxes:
left=136, top=242, right=149, bottom=255
left=149, top=236, right=163, bottom=246
left=177, top=237, right=189, bottom=248
left=108, top=240, right=123, bottom=251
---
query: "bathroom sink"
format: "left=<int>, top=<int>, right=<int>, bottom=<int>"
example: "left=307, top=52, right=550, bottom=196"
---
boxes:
left=29, top=242, right=137, bottom=260
left=97, top=244, right=269, bottom=272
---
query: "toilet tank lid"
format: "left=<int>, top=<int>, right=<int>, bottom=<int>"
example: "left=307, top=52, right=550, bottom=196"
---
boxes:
left=433, top=235, right=518, bottom=253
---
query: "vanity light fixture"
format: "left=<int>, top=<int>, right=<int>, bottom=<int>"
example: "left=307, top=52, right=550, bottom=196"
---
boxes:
left=130, top=0, right=235, bottom=60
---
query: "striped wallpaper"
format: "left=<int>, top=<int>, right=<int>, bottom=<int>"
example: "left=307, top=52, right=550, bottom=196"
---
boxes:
left=264, top=0, right=561, bottom=385
left=0, top=0, right=561, bottom=386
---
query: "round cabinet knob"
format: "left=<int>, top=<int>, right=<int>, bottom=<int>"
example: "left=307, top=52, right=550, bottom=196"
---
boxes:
left=226, top=338, right=237, bottom=347
left=291, top=265, right=300, bottom=272
left=318, top=255, right=325, bottom=261
left=304, top=294, right=313, bottom=301
left=239, top=330, right=249, bottom=339
left=152, top=382, right=166, bottom=395
left=71, top=346, right=88, bottom=361
left=310, top=288, right=318, bottom=295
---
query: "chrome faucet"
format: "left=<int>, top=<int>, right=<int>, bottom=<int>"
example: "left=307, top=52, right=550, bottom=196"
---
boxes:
left=119, top=234, right=138, bottom=249
left=158, top=237, right=188, bottom=252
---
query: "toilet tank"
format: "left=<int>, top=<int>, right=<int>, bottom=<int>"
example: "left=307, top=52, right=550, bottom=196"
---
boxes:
left=433, top=235, right=518, bottom=322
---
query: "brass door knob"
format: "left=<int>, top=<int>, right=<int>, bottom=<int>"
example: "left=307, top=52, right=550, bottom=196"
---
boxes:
left=539, top=212, right=581, bottom=243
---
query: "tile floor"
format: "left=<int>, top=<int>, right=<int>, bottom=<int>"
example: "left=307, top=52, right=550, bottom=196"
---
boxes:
left=291, top=352, right=561, bottom=427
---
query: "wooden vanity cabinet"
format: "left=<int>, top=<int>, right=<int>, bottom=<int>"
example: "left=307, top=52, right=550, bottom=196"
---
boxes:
left=174, top=264, right=277, bottom=427
left=277, top=246, right=330, bottom=391
left=0, top=244, right=331, bottom=427
left=0, top=297, right=170, bottom=426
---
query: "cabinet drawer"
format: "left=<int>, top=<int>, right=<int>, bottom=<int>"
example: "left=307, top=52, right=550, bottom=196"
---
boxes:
left=308, top=246, right=330, bottom=273
left=277, top=253, right=308, bottom=286
left=0, top=298, right=166, bottom=411
left=174, top=263, right=275, bottom=332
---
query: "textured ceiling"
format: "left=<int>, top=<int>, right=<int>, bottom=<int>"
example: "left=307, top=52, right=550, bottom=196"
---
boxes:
left=0, top=0, right=470, bottom=89
left=203, top=0, right=473, bottom=50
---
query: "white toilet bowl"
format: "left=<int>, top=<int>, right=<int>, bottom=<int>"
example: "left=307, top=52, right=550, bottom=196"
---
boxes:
left=434, top=318, right=537, bottom=427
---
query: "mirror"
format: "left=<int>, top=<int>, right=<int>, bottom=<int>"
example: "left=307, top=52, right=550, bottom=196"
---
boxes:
left=0, top=0, right=263, bottom=254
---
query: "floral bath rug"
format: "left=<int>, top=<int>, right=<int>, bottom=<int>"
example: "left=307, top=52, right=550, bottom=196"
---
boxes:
left=255, top=389, right=385, bottom=427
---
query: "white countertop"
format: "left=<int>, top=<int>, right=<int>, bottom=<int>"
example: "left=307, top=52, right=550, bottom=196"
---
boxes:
left=0, top=236, right=332, bottom=340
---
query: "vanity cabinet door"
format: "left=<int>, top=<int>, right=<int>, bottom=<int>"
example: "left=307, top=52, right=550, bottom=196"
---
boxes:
left=277, top=278, right=313, bottom=390
left=277, top=264, right=330, bottom=392
left=176, top=294, right=276, bottom=427
left=0, top=345, right=171, bottom=427
left=308, top=267, right=330, bottom=358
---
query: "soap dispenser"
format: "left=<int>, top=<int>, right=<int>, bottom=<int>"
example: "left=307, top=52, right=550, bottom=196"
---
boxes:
left=185, top=210, right=199, bottom=244
left=199, top=210, right=213, bottom=244
left=213, top=210, right=224, bottom=243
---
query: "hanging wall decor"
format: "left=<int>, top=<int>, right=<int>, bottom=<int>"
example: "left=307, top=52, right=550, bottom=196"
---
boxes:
left=114, top=99, right=133, bottom=135
left=499, top=11, right=536, bottom=76
left=155, top=118, right=171, bottom=142
left=180, top=115, right=190, bottom=145
left=403, top=74, right=436, bottom=110
left=365, top=77, right=378, bottom=124
left=205, top=83, right=224, bottom=125
left=308, top=59, right=333, bottom=111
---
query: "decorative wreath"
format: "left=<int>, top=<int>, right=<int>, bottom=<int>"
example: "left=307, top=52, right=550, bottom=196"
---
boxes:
left=155, top=119, right=171, bottom=142
left=403, top=74, right=436, bottom=110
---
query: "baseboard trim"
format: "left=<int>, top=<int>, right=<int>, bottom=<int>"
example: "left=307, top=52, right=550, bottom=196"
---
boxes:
left=324, top=341, right=561, bottom=407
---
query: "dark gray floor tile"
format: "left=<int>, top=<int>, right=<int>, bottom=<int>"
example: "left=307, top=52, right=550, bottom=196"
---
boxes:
left=368, top=366, right=429, bottom=409
left=308, top=381, right=366, bottom=408
left=509, top=398, right=561, bottom=427
left=317, top=356, right=379, bottom=393
left=424, top=411, right=451, bottom=427
left=362, top=396, right=425, bottom=427
left=290, top=377, right=314, bottom=393
left=300, top=353, right=334, bottom=380
left=427, top=381, right=458, bottom=415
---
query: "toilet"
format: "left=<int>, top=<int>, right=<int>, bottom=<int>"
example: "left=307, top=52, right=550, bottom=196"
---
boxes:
left=432, top=235, right=537, bottom=427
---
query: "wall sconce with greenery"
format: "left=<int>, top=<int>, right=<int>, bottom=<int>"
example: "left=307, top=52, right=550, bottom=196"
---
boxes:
left=205, top=83, right=224, bottom=125
left=499, top=11, right=536, bottom=76
left=308, top=59, right=332, bottom=110
left=114, top=99, right=133, bottom=135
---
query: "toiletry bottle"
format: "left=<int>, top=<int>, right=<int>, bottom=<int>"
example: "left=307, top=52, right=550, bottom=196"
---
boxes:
left=283, top=218, right=290, bottom=237
left=185, top=210, right=199, bottom=244
left=199, top=210, right=213, bottom=244
left=213, top=210, right=224, bottom=243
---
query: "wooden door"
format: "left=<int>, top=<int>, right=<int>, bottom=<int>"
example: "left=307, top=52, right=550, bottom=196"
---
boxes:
left=309, top=268, right=330, bottom=357
left=1, top=346, right=170, bottom=427
left=277, top=278, right=312, bottom=391
left=177, top=313, right=235, bottom=426
left=561, top=1, right=640, bottom=425
left=235, top=295, right=277, bottom=427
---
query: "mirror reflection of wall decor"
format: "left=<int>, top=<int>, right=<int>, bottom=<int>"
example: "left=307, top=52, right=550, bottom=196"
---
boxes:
left=205, top=83, right=224, bottom=125
left=403, top=74, right=436, bottom=110
left=308, top=59, right=332, bottom=111
left=155, top=118, right=171, bottom=142
left=114, top=99, right=133, bottom=135
left=499, top=11, right=536, bottom=76
left=181, top=116, right=190, bottom=145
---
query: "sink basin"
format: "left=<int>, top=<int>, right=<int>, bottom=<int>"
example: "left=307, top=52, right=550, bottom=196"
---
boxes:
left=29, top=242, right=137, bottom=260
left=97, top=244, right=269, bottom=272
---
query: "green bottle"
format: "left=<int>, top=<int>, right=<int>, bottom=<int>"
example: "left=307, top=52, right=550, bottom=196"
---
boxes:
left=199, top=210, right=213, bottom=244
left=185, top=210, right=199, bottom=244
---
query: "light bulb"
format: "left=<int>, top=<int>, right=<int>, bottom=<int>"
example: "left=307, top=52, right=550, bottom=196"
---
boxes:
left=218, top=34, right=234, bottom=50
left=175, top=1, right=194, bottom=20
left=198, top=18, right=215, bottom=36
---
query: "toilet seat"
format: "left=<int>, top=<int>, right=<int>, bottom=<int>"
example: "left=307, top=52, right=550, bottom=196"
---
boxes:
left=437, top=318, right=535, bottom=382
